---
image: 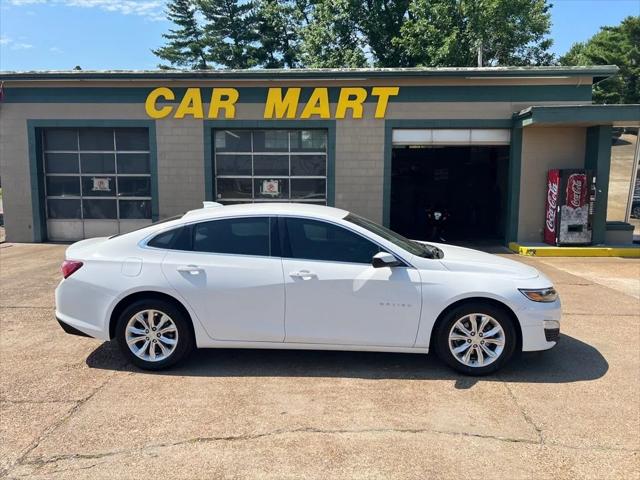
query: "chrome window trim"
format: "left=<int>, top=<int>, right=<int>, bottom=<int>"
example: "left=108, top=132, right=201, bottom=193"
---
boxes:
left=139, top=213, right=415, bottom=268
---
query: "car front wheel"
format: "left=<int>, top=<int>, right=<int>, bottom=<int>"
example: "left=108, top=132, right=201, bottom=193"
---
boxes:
left=435, top=302, right=517, bottom=375
left=116, top=299, right=194, bottom=370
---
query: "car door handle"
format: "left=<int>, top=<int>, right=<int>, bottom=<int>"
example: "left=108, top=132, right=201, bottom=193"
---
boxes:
left=177, top=264, right=203, bottom=275
left=289, top=270, right=317, bottom=280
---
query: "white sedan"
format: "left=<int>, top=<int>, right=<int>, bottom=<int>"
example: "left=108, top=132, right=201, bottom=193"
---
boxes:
left=55, top=203, right=560, bottom=375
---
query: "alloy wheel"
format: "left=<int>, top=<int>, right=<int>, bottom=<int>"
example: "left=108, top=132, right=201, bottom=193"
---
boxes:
left=448, top=313, right=505, bottom=368
left=125, top=309, right=179, bottom=362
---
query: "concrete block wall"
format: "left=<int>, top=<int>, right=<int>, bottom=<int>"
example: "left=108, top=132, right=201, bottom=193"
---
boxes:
left=335, top=117, right=385, bottom=222
left=0, top=105, right=33, bottom=242
left=155, top=118, right=205, bottom=216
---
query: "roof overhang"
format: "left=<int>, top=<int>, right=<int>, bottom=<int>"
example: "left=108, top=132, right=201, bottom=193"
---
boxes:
left=514, top=105, right=640, bottom=128
left=0, top=65, right=619, bottom=82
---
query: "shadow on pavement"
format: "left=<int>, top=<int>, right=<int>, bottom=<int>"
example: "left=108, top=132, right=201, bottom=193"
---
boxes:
left=87, top=333, right=608, bottom=388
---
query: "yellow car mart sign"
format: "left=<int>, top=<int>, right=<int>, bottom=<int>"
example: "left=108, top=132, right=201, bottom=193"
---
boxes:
left=145, top=86, right=399, bottom=120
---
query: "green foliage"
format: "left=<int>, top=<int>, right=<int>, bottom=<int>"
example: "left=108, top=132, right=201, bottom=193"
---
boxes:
left=396, top=0, right=554, bottom=67
left=199, top=0, right=261, bottom=69
left=155, top=0, right=555, bottom=69
left=560, top=16, right=640, bottom=104
left=299, top=0, right=367, bottom=68
left=354, top=0, right=411, bottom=67
left=255, top=0, right=308, bottom=68
left=153, top=0, right=209, bottom=69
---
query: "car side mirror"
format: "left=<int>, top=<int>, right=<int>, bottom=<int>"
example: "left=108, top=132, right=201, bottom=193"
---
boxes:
left=372, top=251, right=402, bottom=268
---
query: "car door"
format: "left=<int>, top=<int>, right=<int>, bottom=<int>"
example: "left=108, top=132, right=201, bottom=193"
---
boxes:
left=280, top=216, right=422, bottom=347
left=161, top=216, right=285, bottom=342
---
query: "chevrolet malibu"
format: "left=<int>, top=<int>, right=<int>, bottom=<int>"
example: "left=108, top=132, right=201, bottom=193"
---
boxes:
left=55, top=203, right=560, bottom=375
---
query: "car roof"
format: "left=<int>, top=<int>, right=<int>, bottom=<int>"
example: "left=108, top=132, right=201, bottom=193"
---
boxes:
left=181, top=202, right=349, bottom=222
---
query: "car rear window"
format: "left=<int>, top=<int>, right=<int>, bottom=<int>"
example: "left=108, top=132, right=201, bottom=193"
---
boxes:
left=147, top=226, right=191, bottom=250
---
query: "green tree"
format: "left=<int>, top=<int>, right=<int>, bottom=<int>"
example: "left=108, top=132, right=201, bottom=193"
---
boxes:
left=153, top=0, right=209, bottom=69
left=199, top=0, right=261, bottom=69
left=395, top=0, right=554, bottom=67
left=255, top=0, right=310, bottom=68
left=560, top=16, right=640, bottom=104
left=299, top=0, right=367, bottom=68
left=355, top=0, right=411, bottom=67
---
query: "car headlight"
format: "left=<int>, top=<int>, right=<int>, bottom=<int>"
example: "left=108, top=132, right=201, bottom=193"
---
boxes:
left=519, top=287, right=558, bottom=303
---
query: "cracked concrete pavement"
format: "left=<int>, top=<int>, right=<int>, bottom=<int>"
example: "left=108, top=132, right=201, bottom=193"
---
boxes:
left=0, top=242, right=638, bottom=479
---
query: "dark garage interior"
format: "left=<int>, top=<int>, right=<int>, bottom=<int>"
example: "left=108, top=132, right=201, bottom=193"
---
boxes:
left=390, top=145, right=510, bottom=242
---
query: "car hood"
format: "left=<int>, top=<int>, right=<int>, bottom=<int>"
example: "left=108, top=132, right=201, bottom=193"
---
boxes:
left=419, top=242, right=540, bottom=280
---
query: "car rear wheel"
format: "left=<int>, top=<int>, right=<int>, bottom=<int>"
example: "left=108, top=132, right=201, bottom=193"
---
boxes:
left=116, top=299, right=194, bottom=370
left=434, top=302, right=517, bottom=375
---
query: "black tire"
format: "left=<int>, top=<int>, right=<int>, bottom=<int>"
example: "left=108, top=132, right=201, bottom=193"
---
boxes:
left=116, top=298, right=194, bottom=371
left=434, top=302, right=517, bottom=376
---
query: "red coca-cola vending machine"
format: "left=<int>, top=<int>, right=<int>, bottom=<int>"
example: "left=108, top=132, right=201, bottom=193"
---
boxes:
left=544, top=169, right=597, bottom=246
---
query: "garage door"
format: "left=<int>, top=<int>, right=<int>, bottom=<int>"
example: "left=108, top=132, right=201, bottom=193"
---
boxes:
left=213, top=129, right=328, bottom=204
left=42, top=127, right=153, bottom=241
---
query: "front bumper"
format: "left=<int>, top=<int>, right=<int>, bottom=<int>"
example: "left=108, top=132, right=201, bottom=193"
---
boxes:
left=519, top=299, right=561, bottom=352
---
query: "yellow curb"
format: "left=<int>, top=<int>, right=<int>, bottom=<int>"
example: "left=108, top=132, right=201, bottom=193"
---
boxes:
left=508, top=242, right=640, bottom=258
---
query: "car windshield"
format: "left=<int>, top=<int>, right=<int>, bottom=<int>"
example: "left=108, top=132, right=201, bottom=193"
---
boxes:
left=344, top=213, right=443, bottom=259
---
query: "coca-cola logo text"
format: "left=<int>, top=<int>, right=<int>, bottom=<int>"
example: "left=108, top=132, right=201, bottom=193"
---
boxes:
left=566, top=173, right=587, bottom=209
left=546, top=181, right=558, bottom=232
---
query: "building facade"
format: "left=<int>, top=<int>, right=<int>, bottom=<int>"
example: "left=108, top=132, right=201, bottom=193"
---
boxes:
left=0, top=67, right=638, bottom=245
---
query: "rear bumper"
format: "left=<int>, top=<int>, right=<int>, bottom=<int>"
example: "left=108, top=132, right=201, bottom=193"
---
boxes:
left=55, top=279, right=113, bottom=341
left=56, top=316, right=92, bottom=338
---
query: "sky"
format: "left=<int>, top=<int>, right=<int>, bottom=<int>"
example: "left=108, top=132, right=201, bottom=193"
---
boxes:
left=0, top=0, right=639, bottom=71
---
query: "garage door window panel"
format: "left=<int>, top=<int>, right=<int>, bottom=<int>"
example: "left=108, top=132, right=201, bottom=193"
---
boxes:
left=215, top=155, right=252, bottom=176
left=45, top=153, right=79, bottom=174
left=83, top=199, right=117, bottom=219
left=48, top=199, right=81, bottom=219
left=46, top=176, right=80, bottom=197
left=291, top=179, right=326, bottom=200
left=217, top=178, right=253, bottom=199
left=80, top=153, right=116, bottom=174
left=79, top=128, right=114, bottom=150
left=215, top=130, right=252, bottom=152
left=120, top=200, right=152, bottom=219
left=115, top=128, right=150, bottom=151
left=44, top=129, right=78, bottom=150
left=117, top=153, right=150, bottom=174
left=290, top=155, right=326, bottom=176
left=118, top=177, right=151, bottom=197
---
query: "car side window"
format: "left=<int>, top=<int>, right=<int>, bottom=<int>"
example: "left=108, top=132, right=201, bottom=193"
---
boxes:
left=192, top=217, right=270, bottom=256
left=283, top=217, right=380, bottom=264
left=147, top=226, right=191, bottom=250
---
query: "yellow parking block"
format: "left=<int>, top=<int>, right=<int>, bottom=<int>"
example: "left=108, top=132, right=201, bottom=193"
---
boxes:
left=508, top=242, right=640, bottom=258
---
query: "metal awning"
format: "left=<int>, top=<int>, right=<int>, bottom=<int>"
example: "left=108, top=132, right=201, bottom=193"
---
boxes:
left=514, top=105, right=640, bottom=127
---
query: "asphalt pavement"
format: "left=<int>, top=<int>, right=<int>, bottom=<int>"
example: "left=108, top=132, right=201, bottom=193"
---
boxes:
left=0, top=242, right=638, bottom=479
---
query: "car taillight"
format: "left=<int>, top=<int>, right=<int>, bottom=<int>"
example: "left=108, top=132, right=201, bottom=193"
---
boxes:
left=61, top=260, right=83, bottom=279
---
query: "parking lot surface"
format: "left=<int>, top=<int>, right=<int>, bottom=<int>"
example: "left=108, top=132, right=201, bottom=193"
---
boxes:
left=0, top=242, right=638, bottom=479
